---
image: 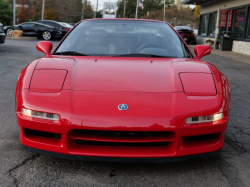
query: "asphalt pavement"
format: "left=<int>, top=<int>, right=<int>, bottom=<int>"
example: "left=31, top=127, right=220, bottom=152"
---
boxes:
left=0, top=39, right=250, bottom=187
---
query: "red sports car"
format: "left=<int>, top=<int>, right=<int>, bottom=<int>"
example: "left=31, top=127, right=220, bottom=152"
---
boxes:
left=16, top=19, right=230, bottom=162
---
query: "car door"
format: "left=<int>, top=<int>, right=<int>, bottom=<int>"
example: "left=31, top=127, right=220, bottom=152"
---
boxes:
left=20, top=23, right=36, bottom=36
left=42, top=21, right=63, bottom=34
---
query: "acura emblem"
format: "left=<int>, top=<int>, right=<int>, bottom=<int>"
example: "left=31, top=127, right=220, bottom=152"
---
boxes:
left=118, top=104, right=128, bottom=111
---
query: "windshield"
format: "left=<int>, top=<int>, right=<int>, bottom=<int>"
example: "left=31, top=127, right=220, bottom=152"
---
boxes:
left=55, top=20, right=192, bottom=58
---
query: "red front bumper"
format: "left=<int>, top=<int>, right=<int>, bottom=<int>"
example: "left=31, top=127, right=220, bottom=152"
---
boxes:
left=16, top=90, right=229, bottom=160
left=17, top=112, right=227, bottom=159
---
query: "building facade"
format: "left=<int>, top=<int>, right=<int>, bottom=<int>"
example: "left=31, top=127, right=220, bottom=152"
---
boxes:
left=182, top=0, right=250, bottom=55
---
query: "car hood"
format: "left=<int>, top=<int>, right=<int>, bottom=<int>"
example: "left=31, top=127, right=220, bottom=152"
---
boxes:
left=35, top=56, right=212, bottom=93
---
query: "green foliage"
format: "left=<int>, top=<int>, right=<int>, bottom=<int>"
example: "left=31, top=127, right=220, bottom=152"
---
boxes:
left=0, top=0, right=13, bottom=25
left=194, top=5, right=200, bottom=21
left=117, top=0, right=174, bottom=18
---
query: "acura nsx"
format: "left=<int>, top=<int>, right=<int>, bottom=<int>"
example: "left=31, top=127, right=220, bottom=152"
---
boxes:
left=15, top=19, right=230, bottom=162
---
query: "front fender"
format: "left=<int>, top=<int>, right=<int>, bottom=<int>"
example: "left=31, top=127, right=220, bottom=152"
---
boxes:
left=15, top=59, right=41, bottom=109
left=208, top=63, right=231, bottom=111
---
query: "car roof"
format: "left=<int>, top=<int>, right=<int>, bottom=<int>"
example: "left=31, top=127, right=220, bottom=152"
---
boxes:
left=38, top=20, right=66, bottom=27
left=38, top=20, right=58, bottom=23
left=174, top=26, right=192, bottom=30
left=21, top=22, right=54, bottom=28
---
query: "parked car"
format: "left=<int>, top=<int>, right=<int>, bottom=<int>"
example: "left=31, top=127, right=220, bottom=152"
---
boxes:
left=16, top=19, right=230, bottom=162
left=36, top=20, right=72, bottom=37
left=60, top=22, right=73, bottom=29
left=0, top=23, right=6, bottom=44
left=3, top=22, right=62, bottom=40
left=69, top=23, right=77, bottom=26
left=174, top=26, right=197, bottom=44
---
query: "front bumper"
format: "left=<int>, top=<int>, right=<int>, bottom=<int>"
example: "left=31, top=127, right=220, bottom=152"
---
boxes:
left=23, top=145, right=222, bottom=163
left=17, top=111, right=228, bottom=161
left=16, top=89, right=229, bottom=161
left=0, top=33, right=6, bottom=44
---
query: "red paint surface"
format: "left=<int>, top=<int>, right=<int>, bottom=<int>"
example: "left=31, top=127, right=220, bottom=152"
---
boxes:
left=30, top=70, right=67, bottom=93
left=194, top=45, right=211, bottom=60
left=36, top=41, right=53, bottom=56
left=180, top=73, right=216, bottom=96
left=15, top=19, right=231, bottom=159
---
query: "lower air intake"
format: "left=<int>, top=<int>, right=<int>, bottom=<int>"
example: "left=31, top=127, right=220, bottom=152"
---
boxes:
left=75, top=140, right=169, bottom=147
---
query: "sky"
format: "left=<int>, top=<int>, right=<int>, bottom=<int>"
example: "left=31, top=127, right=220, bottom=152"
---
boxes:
left=89, top=0, right=195, bottom=11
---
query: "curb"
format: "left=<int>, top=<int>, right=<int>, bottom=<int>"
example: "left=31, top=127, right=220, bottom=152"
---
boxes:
left=6, top=36, right=37, bottom=41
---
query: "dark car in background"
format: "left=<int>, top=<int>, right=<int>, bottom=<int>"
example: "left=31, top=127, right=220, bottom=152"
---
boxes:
left=37, top=20, right=72, bottom=37
left=3, top=22, right=61, bottom=40
left=0, top=23, right=6, bottom=44
left=174, top=26, right=196, bottom=44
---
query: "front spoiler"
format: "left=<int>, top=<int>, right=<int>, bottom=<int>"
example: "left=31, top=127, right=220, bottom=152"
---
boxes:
left=23, top=145, right=221, bottom=163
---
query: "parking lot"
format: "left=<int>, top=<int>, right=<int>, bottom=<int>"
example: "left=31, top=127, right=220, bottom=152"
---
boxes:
left=0, top=39, right=250, bottom=187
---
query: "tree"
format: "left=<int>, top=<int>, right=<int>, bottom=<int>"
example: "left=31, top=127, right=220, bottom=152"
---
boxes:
left=117, top=0, right=172, bottom=18
left=17, top=0, right=36, bottom=23
left=165, top=0, right=175, bottom=8
left=141, top=4, right=197, bottom=27
left=0, top=0, right=13, bottom=25
left=43, top=0, right=93, bottom=23
left=194, top=5, right=200, bottom=21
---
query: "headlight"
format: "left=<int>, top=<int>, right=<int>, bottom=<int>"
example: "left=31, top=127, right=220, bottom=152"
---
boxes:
left=3, top=26, right=7, bottom=30
left=30, top=70, right=67, bottom=93
left=21, top=108, right=59, bottom=121
left=179, top=73, right=216, bottom=96
left=186, top=113, right=224, bottom=124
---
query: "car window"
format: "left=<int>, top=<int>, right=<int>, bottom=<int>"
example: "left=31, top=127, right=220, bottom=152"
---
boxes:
left=22, top=23, right=35, bottom=27
left=43, top=21, right=59, bottom=27
left=56, top=20, right=192, bottom=58
left=35, top=24, right=42, bottom=27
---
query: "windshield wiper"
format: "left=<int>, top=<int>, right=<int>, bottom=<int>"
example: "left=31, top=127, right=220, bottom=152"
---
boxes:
left=112, top=53, right=177, bottom=58
left=53, top=51, right=89, bottom=56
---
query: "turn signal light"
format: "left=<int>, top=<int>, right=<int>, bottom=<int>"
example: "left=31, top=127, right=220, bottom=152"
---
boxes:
left=21, top=108, right=59, bottom=121
left=186, top=113, right=224, bottom=124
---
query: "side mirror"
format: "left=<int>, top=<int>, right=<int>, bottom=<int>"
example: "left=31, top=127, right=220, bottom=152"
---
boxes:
left=194, top=45, right=211, bottom=60
left=36, top=41, right=53, bottom=56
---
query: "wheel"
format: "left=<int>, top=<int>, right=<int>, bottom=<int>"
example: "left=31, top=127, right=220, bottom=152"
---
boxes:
left=42, top=31, right=52, bottom=40
left=6, top=29, right=13, bottom=36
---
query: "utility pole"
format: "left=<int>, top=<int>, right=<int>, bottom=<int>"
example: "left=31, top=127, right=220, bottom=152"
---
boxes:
left=96, top=0, right=98, bottom=18
left=41, top=0, right=45, bottom=20
left=123, top=0, right=126, bottom=18
left=135, top=0, right=139, bottom=19
left=13, top=0, right=16, bottom=25
left=163, top=0, right=165, bottom=22
left=81, top=1, right=84, bottom=20
left=81, top=0, right=84, bottom=20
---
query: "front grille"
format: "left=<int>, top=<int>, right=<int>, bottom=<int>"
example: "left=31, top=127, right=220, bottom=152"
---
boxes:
left=28, top=129, right=61, bottom=139
left=74, top=130, right=170, bottom=137
left=183, top=133, right=217, bottom=142
left=75, top=140, right=169, bottom=147
left=70, top=130, right=173, bottom=148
